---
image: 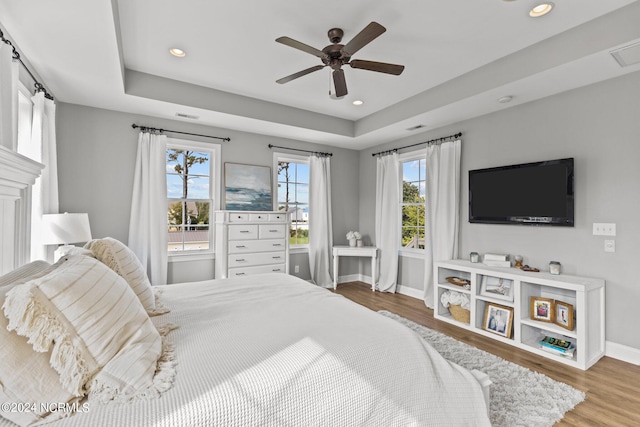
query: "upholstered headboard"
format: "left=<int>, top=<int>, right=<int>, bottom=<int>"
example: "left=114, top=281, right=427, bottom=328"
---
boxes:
left=0, top=146, right=43, bottom=275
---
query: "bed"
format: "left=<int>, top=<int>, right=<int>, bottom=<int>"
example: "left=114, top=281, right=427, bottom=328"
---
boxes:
left=1, top=258, right=491, bottom=427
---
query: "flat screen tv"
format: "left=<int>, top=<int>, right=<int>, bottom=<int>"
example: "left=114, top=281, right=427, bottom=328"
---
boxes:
left=469, top=158, right=574, bottom=226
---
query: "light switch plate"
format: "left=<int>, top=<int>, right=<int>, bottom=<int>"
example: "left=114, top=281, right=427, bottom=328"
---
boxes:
left=593, top=223, right=616, bottom=236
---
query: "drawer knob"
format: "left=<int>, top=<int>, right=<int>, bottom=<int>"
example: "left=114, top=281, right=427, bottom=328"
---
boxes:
left=235, top=258, right=246, bottom=262
left=240, top=230, right=250, bottom=233
left=269, top=229, right=278, bottom=232
left=235, top=272, right=246, bottom=276
left=272, top=268, right=281, bottom=272
left=272, top=256, right=281, bottom=259
left=235, top=245, right=246, bottom=248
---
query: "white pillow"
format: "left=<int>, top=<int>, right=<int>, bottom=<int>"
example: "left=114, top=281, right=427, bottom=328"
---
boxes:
left=84, top=237, right=157, bottom=314
left=3, top=255, right=162, bottom=402
left=0, top=261, right=80, bottom=426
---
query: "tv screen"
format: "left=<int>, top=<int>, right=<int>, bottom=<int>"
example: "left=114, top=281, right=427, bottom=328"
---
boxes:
left=469, top=158, right=574, bottom=226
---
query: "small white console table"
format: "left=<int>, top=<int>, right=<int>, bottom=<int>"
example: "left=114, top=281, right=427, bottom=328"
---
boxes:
left=332, top=245, right=378, bottom=291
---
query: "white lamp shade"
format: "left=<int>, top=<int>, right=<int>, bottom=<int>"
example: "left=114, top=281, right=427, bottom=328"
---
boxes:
left=41, top=213, right=92, bottom=245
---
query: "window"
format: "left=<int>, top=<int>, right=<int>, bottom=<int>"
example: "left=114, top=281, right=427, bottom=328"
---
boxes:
left=166, top=139, right=220, bottom=254
left=275, top=154, right=309, bottom=247
left=401, top=155, right=426, bottom=250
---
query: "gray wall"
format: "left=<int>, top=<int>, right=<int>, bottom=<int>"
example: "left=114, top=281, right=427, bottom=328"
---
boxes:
left=358, top=70, right=640, bottom=350
left=56, top=104, right=361, bottom=284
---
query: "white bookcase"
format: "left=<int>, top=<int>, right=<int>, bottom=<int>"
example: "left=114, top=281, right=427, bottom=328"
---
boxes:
left=214, top=211, right=290, bottom=279
left=434, top=259, right=605, bottom=370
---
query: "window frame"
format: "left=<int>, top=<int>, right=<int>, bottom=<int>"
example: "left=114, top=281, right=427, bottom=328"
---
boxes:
left=399, top=151, right=427, bottom=258
left=273, top=152, right=310, bottom=254
left=166, top=138, right=221, bottom=261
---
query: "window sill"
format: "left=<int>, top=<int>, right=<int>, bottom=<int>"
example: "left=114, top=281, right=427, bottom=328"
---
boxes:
left=399, top=249, right=425, bottom=259
left=290, top=246, right=309, bottom=255
left=168, top=252, right=215, bottom=263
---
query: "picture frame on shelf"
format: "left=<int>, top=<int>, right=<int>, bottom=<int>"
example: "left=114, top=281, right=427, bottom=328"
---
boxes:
left=483, top=303, right=514, bottom=338
left=480, top=275, right=514, bottom=301
left=530, top=297, right=555, bottom=323
left=554, top=300, right=575, bottom=331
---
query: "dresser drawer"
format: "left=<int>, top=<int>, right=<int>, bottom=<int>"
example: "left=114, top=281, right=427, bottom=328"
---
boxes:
left=269, top=213, right=286, bottom=221
left=228, top=213, right=250, bottom=222
left=249, top=213, right=269, bottom=221
left=228, top=251, right=286, bottom=268
left=228, top=224, right=258, bottom=240
left=228, top=239, right=286, bottom=254
left=259, top=224, right=287, bottom=239
left=228, top=263, right=286, bottom=277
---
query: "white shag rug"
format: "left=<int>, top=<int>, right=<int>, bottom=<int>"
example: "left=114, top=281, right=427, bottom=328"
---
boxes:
left=379, top=310, right=585, bottom=427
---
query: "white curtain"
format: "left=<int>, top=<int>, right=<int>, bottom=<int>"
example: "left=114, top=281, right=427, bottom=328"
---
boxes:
left=423, top=140, right=461, bottom=307
left=0, top=42, right=18, bottom=151
left=375, top=153, right=401, bottom=292
left=128, top=132, right=168, bottom=286
left=30, top=92, right=59, bottom=262
left=308, top=155, right=333, bottom=287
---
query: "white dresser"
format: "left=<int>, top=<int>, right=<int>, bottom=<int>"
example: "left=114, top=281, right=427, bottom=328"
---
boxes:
left=214, top=210, right=290, bottom=279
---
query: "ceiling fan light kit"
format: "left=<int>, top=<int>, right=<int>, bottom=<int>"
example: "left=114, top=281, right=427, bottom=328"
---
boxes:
left=276, top=21, right=405, bottom=98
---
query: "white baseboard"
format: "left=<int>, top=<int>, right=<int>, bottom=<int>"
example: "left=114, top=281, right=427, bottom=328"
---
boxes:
left=336, top=274, right=423, bottom=299
left=396, top=285, right=423, bottom=299
left=606, top=341, right=640, bottom=365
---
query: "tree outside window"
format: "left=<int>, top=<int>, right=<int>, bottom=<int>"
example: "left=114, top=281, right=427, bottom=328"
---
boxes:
left=166, top=147, right=213, bottom=252
left=277, top=158, right=309, bottom=246
left=401, top=158, right=426, bottom=249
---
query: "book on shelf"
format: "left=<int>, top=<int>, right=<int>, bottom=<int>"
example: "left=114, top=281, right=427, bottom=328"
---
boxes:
left=539, top=336, right=575, bottom=357
left=483, top=253, right=509, bottom=262
left=483, top=260, right=511, bottom=268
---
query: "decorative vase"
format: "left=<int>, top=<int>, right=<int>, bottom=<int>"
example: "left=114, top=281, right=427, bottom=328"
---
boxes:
left=348, top=238, right=357, bottom=247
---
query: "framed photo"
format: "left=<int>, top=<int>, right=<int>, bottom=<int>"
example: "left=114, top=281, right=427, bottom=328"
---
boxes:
left=224, top=163, right=272, bottom=211
left=554, top=300, right=575, bottom=331
left=483, top=303, right=514, bottom=338
left=530, top=297, right=555, bottom=323
left=480, top=276, right=514, bottom=302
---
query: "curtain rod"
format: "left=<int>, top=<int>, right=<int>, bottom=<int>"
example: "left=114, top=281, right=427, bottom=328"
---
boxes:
left=268, top=144, right=332, bottom=157
left=0, top=29, right=53, bottom=100
left=132, top=124, right=230, bottom=142
left=371, top=132, right=462, bottom=157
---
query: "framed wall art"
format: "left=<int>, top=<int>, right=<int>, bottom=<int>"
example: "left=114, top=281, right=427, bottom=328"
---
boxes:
left=224, top=163, right=272, bottom=211
left=530, top=297, right=555, bottom=323
left=483, top=303, right=514, bottom=339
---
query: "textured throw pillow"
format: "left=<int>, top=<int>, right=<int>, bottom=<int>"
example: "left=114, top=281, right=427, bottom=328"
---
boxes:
left=84, top=237, right=157, bottom=313
left=3, top=255, right=162, bottom=402
left=0, top=261, right=80, bottom=427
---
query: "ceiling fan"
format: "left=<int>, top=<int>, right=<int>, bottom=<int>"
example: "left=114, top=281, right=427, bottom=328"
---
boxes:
left=275, top=21, right=405, bottom=98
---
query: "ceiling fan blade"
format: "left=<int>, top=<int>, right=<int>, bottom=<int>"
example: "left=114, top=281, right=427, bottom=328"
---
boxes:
left=341, top=21, right=386, bottom=57
left=276, top=65, right=325, bottom=84
left=333, top=69, right=348, bottom=97
left=349, top=59, right=405, bottom=75
left=276, top=36, right=328, bottom=59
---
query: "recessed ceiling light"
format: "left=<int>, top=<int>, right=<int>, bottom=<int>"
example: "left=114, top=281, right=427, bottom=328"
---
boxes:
left=529, top=3, right=554, bottom=17
left=497, top=95, right=513, bottom=103
left=352, top=100, right=364, bottom=106
left=169, top=48, right=186, bottom=57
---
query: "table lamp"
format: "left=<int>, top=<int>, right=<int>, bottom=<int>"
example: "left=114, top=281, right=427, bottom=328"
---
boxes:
left=41, top=213, right=92, bottom=261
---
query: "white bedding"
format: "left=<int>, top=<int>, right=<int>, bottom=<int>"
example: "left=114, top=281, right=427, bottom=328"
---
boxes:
left=2, top=273, right=490, bottom=426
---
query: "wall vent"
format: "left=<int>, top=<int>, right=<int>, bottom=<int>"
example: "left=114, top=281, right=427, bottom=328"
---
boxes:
left=407, top=124, right=426, bottom=131
left=610, top=41, right=640, bottom=68
left=175, top=112, right=199, bottom=120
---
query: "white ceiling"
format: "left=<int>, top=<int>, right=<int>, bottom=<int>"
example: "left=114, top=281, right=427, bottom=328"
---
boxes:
left=1, top=0, right=639, bottom=149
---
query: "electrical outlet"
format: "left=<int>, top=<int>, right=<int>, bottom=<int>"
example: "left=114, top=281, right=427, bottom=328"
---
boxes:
left=604, top=240, right=615, bottom=253
left=294, top=265, right=299, bottom=273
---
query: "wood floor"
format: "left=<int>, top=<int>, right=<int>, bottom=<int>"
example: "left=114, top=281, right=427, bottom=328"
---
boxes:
left=333, top=281, right=640, bottom=427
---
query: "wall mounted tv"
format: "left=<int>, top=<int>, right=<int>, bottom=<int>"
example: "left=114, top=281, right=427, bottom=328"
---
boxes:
left=469, top=158, right=574, bottom=226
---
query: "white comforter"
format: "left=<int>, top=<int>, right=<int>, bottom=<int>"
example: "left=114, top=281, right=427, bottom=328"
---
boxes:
left=5, top=273, right=490, bottom=426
